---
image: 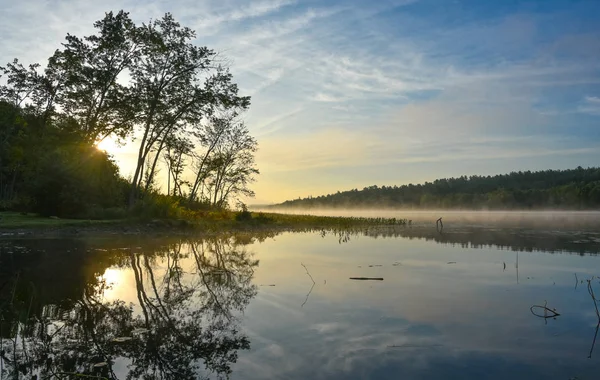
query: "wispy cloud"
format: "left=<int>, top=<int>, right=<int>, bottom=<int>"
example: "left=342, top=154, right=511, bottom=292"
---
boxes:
left=192, top=0, right=296, bottom=33
left=579, top=96, right=600, bottom=115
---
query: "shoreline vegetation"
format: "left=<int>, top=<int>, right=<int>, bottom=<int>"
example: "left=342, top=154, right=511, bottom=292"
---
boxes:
left=0, top=210, right=410, bottom=237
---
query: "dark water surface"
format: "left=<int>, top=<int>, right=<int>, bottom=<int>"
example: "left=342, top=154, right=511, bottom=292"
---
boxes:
left=1, top=226, right=600, bottom=379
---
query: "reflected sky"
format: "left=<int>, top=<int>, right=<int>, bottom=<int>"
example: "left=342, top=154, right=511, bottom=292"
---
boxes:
left=1, top=227, right=599, bottom=379
left=237, top=231, right=600, bottom=379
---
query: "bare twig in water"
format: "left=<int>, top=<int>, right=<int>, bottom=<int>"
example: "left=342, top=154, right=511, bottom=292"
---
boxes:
left=436, top=217, right=443, bottom=233
left=586, top=276, right=600, bottom=358
left=301, top=282, right=315, bottom=308
left=301, top=263, right=316, bottom=308
left=588, top=278, right=600, bottom=320
left=516, top=252, right=519, bottom=284
left=301, top=263, right=316, bottom=284
left=349, top=277, right=384, bottom=281
left=530, top=300, right=561, bottom=319
left=589, top=321, right=600, bottom=359
left=575, top=273, right=579, bottom=290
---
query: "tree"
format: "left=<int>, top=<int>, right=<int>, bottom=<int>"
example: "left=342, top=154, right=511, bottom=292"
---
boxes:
left=127, top=13, right=249, bottom=206
left=48, top=10, right=140, bottom=142
left=192, top=119, right=259, bottom=208
left=163, top=135, right=193, bottom=196
left=188, top=114, right=233, bottom=203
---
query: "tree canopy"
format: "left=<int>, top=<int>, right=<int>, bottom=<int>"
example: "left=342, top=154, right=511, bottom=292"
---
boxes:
left=0, top=10, right=258, bottom=217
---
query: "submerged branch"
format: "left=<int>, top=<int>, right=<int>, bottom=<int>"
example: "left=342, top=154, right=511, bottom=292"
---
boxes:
left=301, top=283, right=315, bottom=309
left=301, top=263, right=316, bottom=285
left=589, top=321, right=600, bottom=359
left=587, top=277, right=600, bottom=320
left=530, top=301, right=560, bottom=319
left=300, top=263, right=316, bottom=308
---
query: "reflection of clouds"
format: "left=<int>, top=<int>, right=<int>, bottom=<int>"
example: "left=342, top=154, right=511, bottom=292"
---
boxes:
left=264, top=343, right=285, bottom=357
left=310, top=322, right=345, bottom=334
left=232, top=230, right=600, bottom=379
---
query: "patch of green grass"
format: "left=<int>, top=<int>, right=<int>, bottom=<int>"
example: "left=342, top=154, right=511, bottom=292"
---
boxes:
left=0, top=210, right=403, bottom=234
left=0, top=212, right=121, bottom=229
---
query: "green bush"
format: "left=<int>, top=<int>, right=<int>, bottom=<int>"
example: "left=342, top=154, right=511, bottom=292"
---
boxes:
left=235, top=209, right=252, bottom=222
left=131, top=194, right=185, bottom=220
left=254, top=212, right=274, bottom=224
left=26, top=144, right=127, bottom=218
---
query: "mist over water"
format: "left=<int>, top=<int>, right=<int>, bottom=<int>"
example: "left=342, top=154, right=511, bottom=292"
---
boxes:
left=254, top=208, right=600, bottom=230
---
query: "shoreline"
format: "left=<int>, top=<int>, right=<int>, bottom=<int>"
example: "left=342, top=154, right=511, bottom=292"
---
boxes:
left=0, top=212, right=406, bottom=238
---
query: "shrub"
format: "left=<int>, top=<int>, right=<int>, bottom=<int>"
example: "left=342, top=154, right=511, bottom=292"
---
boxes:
left=130, top=194, right=186, bottom=220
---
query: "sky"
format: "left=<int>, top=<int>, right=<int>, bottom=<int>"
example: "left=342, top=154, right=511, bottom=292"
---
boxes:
left=1, top=0, right=599, bottom=204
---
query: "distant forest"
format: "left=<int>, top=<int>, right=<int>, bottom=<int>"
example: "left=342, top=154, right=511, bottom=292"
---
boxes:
left=277, top=167, right=600, bottom=210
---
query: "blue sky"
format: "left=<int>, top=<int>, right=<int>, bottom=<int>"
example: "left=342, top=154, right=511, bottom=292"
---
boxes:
left=1, top=0, right=599, bottom=203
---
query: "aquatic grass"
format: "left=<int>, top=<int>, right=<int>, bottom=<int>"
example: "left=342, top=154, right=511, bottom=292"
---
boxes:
left=0, top=210, right=404, bottom=232
left=252, top=212, right=408, bottom=228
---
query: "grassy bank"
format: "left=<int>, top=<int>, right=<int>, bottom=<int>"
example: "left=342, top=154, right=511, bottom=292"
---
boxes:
left=0, top=211, right=405, bottom=236
left=0, top=212, right=123, bottom=228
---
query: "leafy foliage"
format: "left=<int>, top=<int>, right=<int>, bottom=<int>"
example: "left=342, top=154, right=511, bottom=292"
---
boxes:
left=0, top=10, right=258, bottom=217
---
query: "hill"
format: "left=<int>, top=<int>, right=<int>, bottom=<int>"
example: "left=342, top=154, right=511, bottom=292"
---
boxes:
left=275, top=167, right=600, bottom=210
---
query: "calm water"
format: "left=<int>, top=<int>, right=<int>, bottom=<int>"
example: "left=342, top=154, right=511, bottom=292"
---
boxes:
left=1, top=225, right=600, bottom=379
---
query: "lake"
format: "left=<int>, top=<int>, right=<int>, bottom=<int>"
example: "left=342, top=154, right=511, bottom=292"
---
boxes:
left=1, top=220, right=600, bottom=379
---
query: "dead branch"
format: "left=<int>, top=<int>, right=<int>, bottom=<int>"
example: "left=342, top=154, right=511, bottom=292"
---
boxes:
left=436, top=217, right=443, bottom=233
left=301, top=263, right=316, bottom=285
left=530, top=300, right=560, bottom=319
left=588, top=278, right=600, bottom=320
left=349, top=277, right=384, bottom=281
left=300, top=263, right=316, bottom=308
left=589, top=321, right=600, bottom=359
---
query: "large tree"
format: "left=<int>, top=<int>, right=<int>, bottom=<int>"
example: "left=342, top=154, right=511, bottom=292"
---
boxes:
left=48, top=10, right=140, bottom=142
left=127, top=13, right=250, bottom=206
left=0, top=10, right=258, bottom=214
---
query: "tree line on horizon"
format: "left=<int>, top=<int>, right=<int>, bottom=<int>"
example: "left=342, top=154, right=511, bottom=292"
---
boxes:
left=0, top=10, right=258, bottom=218
left=277, top=167, right=600, bottom=210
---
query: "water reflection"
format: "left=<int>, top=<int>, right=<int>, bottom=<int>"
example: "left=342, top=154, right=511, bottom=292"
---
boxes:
left=1, top=226, right=600, bottom=379
left=0, top=236, right=260, bottom=379
left=321, top=225, right=600, bottom=255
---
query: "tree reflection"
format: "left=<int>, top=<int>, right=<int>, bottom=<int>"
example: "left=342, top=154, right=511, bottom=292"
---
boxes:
left=0, top=237, right=259, bottom=379
left=314, top=225, right=600, bottom=255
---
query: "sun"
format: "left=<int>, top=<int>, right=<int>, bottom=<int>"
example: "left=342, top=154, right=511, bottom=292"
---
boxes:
left=96, top=136, right=119, bottom=154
